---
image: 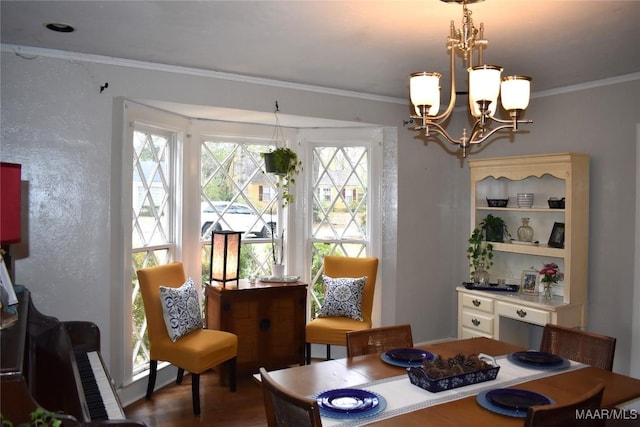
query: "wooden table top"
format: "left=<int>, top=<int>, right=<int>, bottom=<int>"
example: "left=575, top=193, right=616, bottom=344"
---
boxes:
left=266, top=337, right=640, bottom=426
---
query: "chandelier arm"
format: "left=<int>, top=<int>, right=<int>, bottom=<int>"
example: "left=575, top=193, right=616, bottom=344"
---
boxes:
left=421, top=121, right=467, bottom=146
left=466, top=123, right=523, bottom=146
left=425, top=41, right=458, bottom=123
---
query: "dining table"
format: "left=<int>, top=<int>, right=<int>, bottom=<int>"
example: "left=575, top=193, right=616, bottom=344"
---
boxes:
left=263, top=337, right=640, bottom=426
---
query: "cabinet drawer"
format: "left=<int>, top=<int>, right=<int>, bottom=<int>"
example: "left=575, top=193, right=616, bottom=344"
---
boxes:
left=496, top=301, right=551, bottom=326
left=461, top=311, right=494, bottom=334
left=461, top=293, right=494, bottom=314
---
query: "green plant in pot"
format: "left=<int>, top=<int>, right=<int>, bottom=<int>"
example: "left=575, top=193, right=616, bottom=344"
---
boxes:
left=480, top=213, right=510, bottom=242
left=261, top=147, right=302, bottom=206
left=467, top=228, right=494, bottom=283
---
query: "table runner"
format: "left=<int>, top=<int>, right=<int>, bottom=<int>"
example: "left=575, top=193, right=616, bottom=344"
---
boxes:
left=317, top=355, right=585, bottom=427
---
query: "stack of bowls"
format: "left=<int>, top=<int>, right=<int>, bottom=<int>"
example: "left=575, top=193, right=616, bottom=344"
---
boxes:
left=517, top=193, right=534, bottom=208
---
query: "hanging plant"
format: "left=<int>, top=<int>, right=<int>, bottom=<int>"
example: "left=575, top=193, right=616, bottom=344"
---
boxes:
left=261, top=147, right=302, bottom=206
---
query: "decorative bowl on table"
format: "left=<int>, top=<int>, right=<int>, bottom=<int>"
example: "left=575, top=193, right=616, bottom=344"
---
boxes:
left=407, top=353, right=500, bottom=393
left=486, top=198, right=509, bottom=208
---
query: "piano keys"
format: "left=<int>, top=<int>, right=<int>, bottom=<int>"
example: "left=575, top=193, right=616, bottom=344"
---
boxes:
left=0, top=287, right=145, bottom=427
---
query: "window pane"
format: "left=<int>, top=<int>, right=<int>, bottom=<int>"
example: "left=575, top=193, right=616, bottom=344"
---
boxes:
left=200, top=139, right=281, bottom=281
left=308, top=145, right=370, bottom=317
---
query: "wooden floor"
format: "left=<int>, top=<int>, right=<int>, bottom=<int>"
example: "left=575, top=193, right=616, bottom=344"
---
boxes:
left=124, top=370, right=268, bottom=427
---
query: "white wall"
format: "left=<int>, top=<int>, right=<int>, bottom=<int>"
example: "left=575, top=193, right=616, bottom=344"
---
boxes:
left=1, top=48, right=638, bottom=381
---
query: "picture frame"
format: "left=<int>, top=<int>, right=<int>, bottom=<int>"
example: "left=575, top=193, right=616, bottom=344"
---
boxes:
left=548, top=222, right=565, bottom=248
left=521, top=269, right=539, bottom=294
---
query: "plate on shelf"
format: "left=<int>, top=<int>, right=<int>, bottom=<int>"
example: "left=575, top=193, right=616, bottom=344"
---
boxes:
left=477, top=389, right=554, bottom=417
left=381, top=348, right=435, bottom=367
left=316, top=388, right=386, bottom=419
left=258, top=275, right=300, bottom=283
left=507, top=351, right=569, bottom=370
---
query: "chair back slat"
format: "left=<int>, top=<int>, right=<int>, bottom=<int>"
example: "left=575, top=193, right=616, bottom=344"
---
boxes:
left=524, top=382, right=605, bottom=427
left=260, top=367, right=322, bottom=427
left=346, top=324, right=413, bottom=357
left=540, top=323, right=616, bottom=371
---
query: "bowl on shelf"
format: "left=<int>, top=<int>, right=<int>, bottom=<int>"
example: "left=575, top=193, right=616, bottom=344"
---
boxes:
left=548, top=197, right=565, bottom=209
left=517, top=193, right=534, bottom=208
left=486, top=197, right=509, bottom=208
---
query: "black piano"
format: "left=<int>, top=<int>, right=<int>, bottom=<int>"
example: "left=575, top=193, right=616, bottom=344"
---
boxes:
left=1, top=287, right=146, bottom=427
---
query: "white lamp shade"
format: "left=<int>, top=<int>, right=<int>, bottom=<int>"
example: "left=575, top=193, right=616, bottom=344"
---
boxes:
left=501, top=75, right=532, bottom=110
left=210, top=230, right=241, bottom=285
left=410, top=72, right=441, bottom=116
left=468, top=65, right=502, bottom=104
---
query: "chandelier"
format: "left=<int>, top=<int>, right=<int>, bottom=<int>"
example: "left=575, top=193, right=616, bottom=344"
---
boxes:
left=408, top=0, right=532, bottom=158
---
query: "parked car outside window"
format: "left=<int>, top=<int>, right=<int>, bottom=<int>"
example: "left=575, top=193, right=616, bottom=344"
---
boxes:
left=201, top=201, right=275, bottom=239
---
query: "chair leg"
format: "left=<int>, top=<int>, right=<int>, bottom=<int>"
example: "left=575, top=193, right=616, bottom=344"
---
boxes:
left=191, top=373, right=200, bottom=415
left=326, top=344, right=331, bottom=360
left=146, top=360, right=157, bottom=400
left=306, top=342, right=311, bottom=365
left=227, top=357, right=237, bottom=392
left=176, top=367, right=185, bottom=385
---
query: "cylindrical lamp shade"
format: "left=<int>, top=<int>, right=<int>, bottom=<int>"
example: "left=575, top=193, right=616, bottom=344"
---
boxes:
left=468, top=65, right=502, bottom=104
left=501, top=75, right=532, bottom=110
left=410, top=72, right=441, bottom=116
left=0, top=162, right=22, bottom=244
left=210, top=231, right=242, bottom=287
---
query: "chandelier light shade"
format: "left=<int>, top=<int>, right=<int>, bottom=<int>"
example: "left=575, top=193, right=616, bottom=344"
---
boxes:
left=408, top=0, right=532, bottom=158
left=209, top=230, right=242, bottom=288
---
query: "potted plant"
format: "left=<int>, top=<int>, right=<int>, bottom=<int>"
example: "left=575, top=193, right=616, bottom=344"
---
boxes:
left=261, top=147, right=302, bottom=206
left=479, top=213, right=510, bottom=242
left=467, top=228, right=494, bottom=283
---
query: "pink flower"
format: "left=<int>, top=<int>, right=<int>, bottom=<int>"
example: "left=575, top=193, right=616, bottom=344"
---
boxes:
left=539, top=262, right=560, bottom=284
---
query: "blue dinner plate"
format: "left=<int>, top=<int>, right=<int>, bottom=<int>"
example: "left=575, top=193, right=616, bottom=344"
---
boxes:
left=508, top=351, right=570, bottom=370
left=316, top=389, right=387, bottom=419
left=477, top=389, right=555, bottom=418
left=381, top=348, right=435, bottom=368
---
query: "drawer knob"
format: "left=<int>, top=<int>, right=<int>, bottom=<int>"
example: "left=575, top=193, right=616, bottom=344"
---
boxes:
left=472, top=318, right=481, bottom=326
left=516, top=309, right=527, bottom=318
left=472, top=299, right=481, bottom=307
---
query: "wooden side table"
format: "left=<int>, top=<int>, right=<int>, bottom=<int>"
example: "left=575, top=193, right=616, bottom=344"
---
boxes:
left=205, top=279, right=307, bottom=373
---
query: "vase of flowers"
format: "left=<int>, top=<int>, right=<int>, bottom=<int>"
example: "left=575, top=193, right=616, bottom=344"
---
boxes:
left=539, top=262, right=560, bottom=300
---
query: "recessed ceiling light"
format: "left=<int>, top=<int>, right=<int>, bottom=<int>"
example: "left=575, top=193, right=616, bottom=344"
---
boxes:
left=45, top=22, right=75, bottom=33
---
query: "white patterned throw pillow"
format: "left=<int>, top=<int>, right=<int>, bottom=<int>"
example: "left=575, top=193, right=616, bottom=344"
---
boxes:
left=159, top=277, right=203, bottom=342
left=317, top=275, right=367, bottom=321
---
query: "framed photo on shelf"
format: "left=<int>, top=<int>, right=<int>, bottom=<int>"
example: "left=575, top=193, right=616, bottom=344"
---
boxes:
left=521, top=269, right=539, bottom=294
left=548, top=222, right=565, bottom=248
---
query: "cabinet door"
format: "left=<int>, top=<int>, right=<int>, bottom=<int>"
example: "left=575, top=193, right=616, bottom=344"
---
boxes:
left=220, top=293, right=260, bottom=368
left=259, top=287, right=306, bottom=367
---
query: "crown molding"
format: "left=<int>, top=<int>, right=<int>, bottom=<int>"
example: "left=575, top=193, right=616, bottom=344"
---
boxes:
left=3, top=43, right=639, bottom=105
left=0, top=43, right=405, bottom=105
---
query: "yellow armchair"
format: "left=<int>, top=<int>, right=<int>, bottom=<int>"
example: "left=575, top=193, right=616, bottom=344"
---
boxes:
left=137, top=262, right=238, bottom=415
left=305, top=256, right=378, bottom=364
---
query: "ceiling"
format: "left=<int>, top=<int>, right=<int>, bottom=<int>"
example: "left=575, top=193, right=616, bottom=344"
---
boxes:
left=2, top=1, right=639, bottom=122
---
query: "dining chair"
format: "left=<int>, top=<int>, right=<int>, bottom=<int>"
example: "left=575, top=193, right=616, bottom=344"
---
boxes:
left=137, top=262, right=238, bottom=415
left=523, top=382, right=605, bottom=427
left=259, top=367, right=323, bottom=427
left=540, top=323, right=616, bottom=371
left=305, top=256, right=379, bottom=364
left=346, top=324, right=413, bottom=357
